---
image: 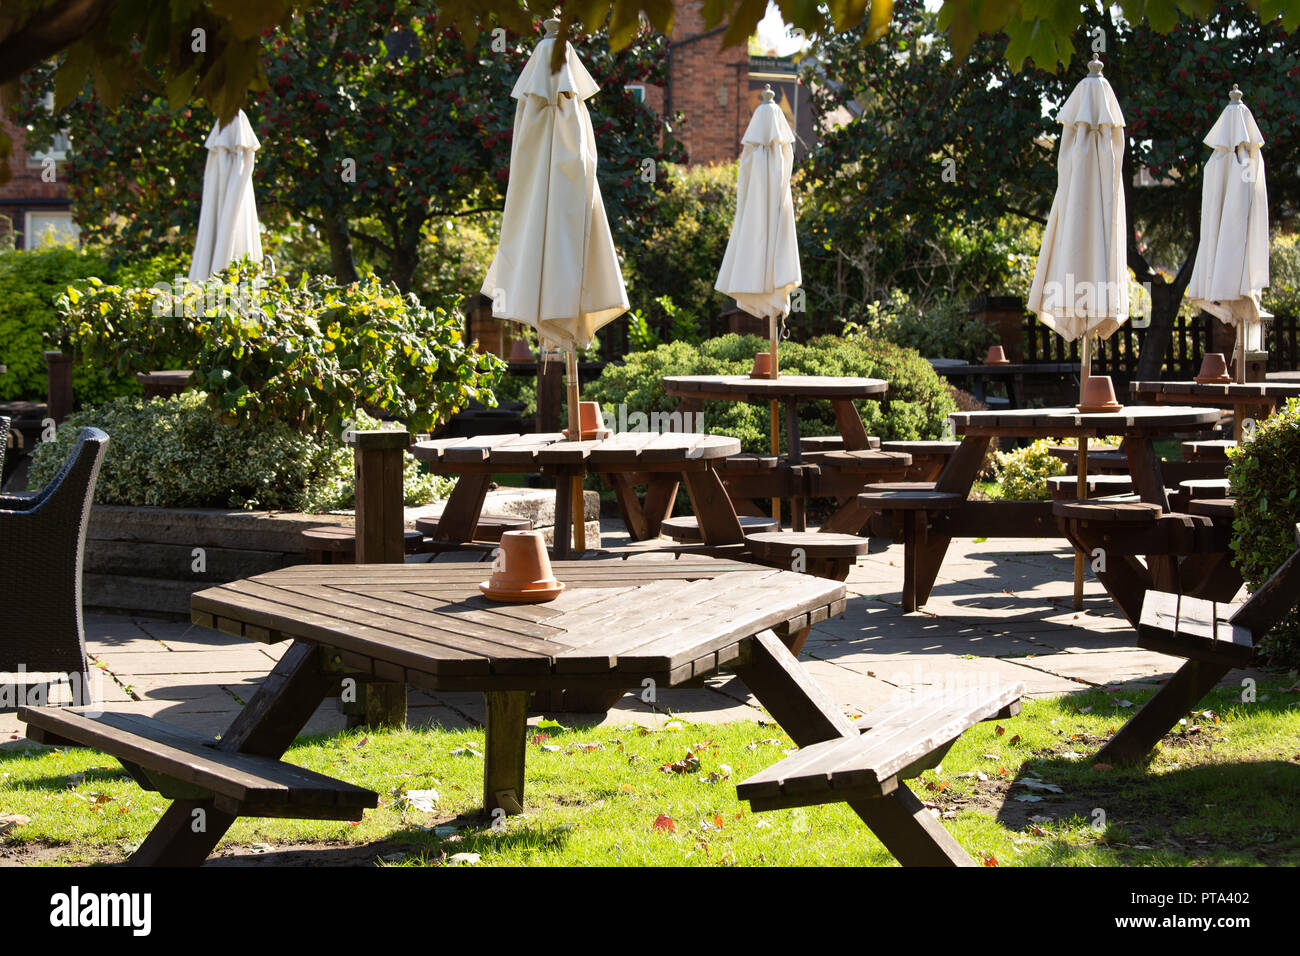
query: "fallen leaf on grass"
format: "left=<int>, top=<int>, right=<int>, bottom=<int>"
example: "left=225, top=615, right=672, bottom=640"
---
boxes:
left=659, top=751, right=701, bottom=774
left=620, top=783, right=635, bottom=794
left=1014, top=794, right=1044, bottom=803
left=433, top=825, right=459, bottom=838
left=652, top=814, right=676, bottom=833
left=1093, top=762, right=1113, bottom=772
left=539, top=744, right=562, bottom=752
left=982, top=853, right=999, bottom=867
left=393, top=788, right=439, bottom=812
left=448, top=747, right=482, bottom=758
left=530, top=733, right=550, bottom=745
left=0, top=813, right=30, bottom=835
left=536, top=718, right=569, bottom=731
left=446, top=852, right=481, bottom=866
left=995, top=725, right=1006, bottom=737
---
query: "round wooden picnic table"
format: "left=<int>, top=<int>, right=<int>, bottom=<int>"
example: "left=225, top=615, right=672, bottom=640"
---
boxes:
left=410, top=430, right=743, bottom=557
left=664, top=375, right=892, bottom=532
left=1266, top=371, right=1300, bottom=384
left=1130, top=379, right=1300, bottom=440
left=893, top=405, right=1227, bottom=622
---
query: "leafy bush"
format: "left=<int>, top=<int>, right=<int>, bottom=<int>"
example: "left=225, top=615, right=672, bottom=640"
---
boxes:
left=0, top=247, right=221, bottom=406
left=585, top=334, right=957, bottom=452
left=992, top=439, right=1066, bottom=500
left=1227, top=397, right=1300, bottom=665
left=623, top=163, right=736, bottom=328
left=59, top=259, right=504, bottom=438
left=0, top=247, right=125, bottom=406
left=843, top=289, right=994, bottom=362
left=1264, top=231, right=1300, bottom=316
left=28, top=393, right=451, bottom=512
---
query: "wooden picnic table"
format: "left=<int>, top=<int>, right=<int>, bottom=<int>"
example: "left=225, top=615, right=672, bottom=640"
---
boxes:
left=929, top=361, right=1080, bottom=409
left=896, top=405, right=1225, bottom=622
left=664, top=375, right=892, bottom=530
left=94, top=550, right=866, bottom=864
left=1266, top=371, right=1300, bottom=384
left=410, top=431, right=742, bottom=557
left=1130, top=379, right=1300, bottom=440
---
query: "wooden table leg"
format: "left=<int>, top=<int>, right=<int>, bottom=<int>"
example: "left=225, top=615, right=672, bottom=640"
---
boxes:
left=831, top=398, right=871, bottom=451
left=733, top=631, right=974, bottom=866
left=1094, top=659, right=1230, bottom=764
left=682, top=468, right=744, bottom=545
left=1060, top=521, right=1151, bottom=626
left=642, top=476, right=679, bottom=538
left=552, top=469, right=573, bottom=559
left=130, top=641, right=336, bottom=865
left=434, top=473, right=493, bottom=543
left=484, top=690, right=529, bottom=815
left=607, top=472, right=650, bottom=540
left=901, top=510, right=927, bottom=612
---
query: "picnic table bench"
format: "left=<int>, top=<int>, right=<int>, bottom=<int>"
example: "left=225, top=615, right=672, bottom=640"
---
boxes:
left=1130, top=379, right=1300, bottom=441
left=1095, top=525, right=1300, bottom=763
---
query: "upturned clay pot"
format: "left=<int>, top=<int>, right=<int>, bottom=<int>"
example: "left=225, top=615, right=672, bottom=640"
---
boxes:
left=749, top=351, right=773, bottom=379
left=561, top=401, right=610, bottom=440
left=508, top=338, right=534, bottom=362
left=984, top=344, right=1011, bottom=366
left=1075, top=375, right=1124, bottom=414
left=479, top=531, right=564, bottom=602
left=1194, top=352, right=1232, bottom=384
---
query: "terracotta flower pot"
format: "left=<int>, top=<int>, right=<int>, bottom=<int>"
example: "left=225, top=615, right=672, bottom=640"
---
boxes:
left=479, top=531, right=564, bottom=602
left=1194, top=352, right=1232, bottom=384
left=1076, top=375, right=1124, bottom=414
left=749, top=351, right=773, bottom=379
left=984, top=344, right=1011, bottom=366
left=561, top=401, right=611, bottom=440
left=508, top=338, right=534, bottom=362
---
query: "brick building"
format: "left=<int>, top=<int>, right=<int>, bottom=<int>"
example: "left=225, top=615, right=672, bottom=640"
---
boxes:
left=0, top=108, right=75, bottom=249
left=639, top=2, right=815, bottom=166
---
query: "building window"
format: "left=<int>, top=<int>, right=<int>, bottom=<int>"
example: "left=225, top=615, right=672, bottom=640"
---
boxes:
left=626, top=84, right=645, bottom=102
left=27, top=92, right=70, bottom=164
left=24, top=211, right=79, bottom=250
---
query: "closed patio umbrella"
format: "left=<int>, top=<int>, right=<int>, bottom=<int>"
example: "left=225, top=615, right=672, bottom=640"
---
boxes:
left=481, top=19, right=628, bottom=551
left=189, top=110, right=263, bottom=281
left=1026, top=56, right=1129, bottom=609
left=1186, top=86, right=1270, bottom=381
left=715, top=85, right=801, bottom=521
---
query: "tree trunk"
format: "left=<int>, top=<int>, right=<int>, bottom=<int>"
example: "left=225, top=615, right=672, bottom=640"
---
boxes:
left=324, top=213, right=360, bottom=285
left=1135, top=253, right=1198, bottom=381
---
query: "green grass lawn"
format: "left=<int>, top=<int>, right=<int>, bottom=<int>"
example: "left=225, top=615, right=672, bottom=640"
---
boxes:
left=2, top=675, right=1298, bottom=866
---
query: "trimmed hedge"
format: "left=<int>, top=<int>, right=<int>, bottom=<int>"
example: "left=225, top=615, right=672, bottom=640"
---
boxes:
left=1227, top=397, right=1300, bottom=665
left=584, top=334, right=957, bottom=452
left=28, top=393, right=450, bottom=512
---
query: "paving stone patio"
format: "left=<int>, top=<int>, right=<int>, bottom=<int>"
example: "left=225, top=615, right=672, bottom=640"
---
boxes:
left=0, top=519, right=1261, bottom=749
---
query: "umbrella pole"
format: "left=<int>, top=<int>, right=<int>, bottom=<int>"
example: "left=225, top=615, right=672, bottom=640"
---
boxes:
left=565, top=349, right=586, bottom=553
left=1236, top=322, right=1246, bottom=385
left=1073, top=336, right=1091, bottom=611
left=769, top=316, right=781, bottom=524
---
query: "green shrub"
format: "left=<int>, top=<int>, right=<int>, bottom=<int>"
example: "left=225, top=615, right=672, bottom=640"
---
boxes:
left=58, top=259, right=504, bottom=438
left=28, top=393, right=451, bottom=512
left=0, top=246, right=132, bottom=406
left=584, top=334, right=957, bottom=452
left=992, top=439, right=1066, bottom=500
left=1227, top=397, right=1300, bottom=665
left=842, top=289, right=994, bottom=362
left=623, top=163, right=736, bottom=328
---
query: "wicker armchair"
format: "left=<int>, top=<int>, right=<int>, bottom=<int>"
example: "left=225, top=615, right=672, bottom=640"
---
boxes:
left=0, top=427, right=109, bottom=708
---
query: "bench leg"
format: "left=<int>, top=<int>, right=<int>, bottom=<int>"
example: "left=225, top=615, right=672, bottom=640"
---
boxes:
left=607, top=472, right=651, bottom=540
left=642, top=476, right=679, bottom=539
left=130, top=641, right=336, bottom=866
left=435, top=473, right=493, bottom=543
left=733, top=631, right=975, bottom=866
left=683, top=468, right=744, bottom=546
left=484, top=690, right=529, bottom=816
left=1094, top=659, right=1230, bottom=765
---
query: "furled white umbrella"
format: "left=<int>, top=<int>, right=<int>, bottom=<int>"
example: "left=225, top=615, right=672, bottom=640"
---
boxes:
left=189, top=110, right=263, bottom=281
left=481, top=19, right=628, bottom=551
left=715, top=85, right=801, bottom=521
left=1026, top=56, right=1129, bottom=609
left=1186, top=86, right=1270, bottom=381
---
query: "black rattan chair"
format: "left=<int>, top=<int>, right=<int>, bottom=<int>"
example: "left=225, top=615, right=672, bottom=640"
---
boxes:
left=0, top=427, right=109, bottom=708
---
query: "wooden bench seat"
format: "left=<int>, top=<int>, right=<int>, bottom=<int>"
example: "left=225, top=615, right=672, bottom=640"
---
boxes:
left=1046, top=474, right=1133, bottom=499
left=1188, top=497, right=1234, bottom=520
left=302, top=526, right=423, bottom=563
left=803, top=449, right=911, bottom=474
left=744, top=531, right=870, bottom=582
left=858, top=489, right=963, bottom=611
left=738, top=681, right=1024, bottom=810
left=1095, top=525, right=1300, bottom=764
left=1051, top=498, right=1162, bottom=523
left=879, top=441, right=960, bottom=482
left=1181, top=439, right=1236, bottom=462
left=415, top=512, right=533, bottom=543
left=716, top=453, right=782, bottom=472
left=799, top=435, right=881, bottom=454
left=19, top=707, right=379, bottom=820
left=660, top=514, right=779, bottom=543
left=1179, top=478, right=1230, bottom=499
